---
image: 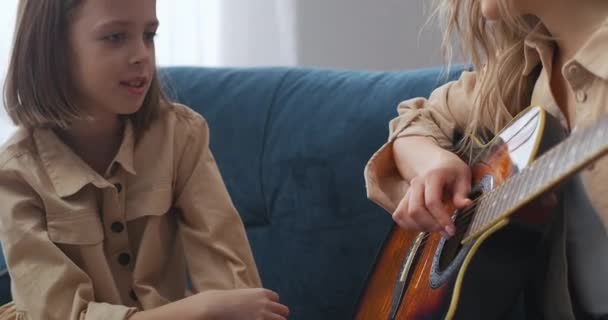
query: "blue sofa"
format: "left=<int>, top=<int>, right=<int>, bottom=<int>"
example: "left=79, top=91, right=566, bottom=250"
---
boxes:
left=0, top=66, right=462, bottom=319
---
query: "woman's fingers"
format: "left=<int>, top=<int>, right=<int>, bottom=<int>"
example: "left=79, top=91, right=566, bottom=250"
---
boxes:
left=408, top=179, right=441, bottom=232
left=424, top=174, right=455, bottom=237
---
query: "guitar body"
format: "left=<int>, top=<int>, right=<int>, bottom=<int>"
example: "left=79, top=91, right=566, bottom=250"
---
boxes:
left=355, top=107, right=567, bottom=320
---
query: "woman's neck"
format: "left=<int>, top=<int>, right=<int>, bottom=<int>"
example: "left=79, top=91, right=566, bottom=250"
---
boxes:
left=534, top=0, right=608, bottom=60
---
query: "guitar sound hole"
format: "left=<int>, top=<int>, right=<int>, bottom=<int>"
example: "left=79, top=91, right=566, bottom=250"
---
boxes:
left=430, top=203, right=477, bottom=288
left=438, top=199, right=480, bottom=272
left=438, top=224, right=467, bottom=271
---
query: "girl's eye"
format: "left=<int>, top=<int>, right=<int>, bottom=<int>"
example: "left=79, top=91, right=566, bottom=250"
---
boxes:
left=104, top=33, right=126, bottom=42
left=144, top=31, right=157, bottom=42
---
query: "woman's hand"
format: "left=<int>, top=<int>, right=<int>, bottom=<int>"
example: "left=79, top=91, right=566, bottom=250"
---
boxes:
left=393, top=137, right=473, bottom=237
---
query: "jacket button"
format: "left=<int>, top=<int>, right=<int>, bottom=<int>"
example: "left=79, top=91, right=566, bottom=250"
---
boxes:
left=114, top=183, right=123, bottom=193
left=567, top=64, right=581, bottom=78
left=111, top=222, right=125, bottom=233
left=118, top=253, right=131, bottom=266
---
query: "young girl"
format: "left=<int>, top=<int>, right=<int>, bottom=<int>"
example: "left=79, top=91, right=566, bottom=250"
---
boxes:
left=365, top=0, right=608, bottom=318
left=0, top=0, right=289, bottom=319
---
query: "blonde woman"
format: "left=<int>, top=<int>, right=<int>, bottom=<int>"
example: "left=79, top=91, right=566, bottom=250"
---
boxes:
left=365, top=0, right=608, bottom=318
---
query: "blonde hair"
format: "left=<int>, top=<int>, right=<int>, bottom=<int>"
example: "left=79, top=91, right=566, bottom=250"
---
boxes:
left=3, top=0, right=168, bottom=134
left=432, top=0, right=542, bottom=157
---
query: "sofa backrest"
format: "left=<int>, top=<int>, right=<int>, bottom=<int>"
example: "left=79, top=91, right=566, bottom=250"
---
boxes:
left=161, top=66, right=463, bottom=319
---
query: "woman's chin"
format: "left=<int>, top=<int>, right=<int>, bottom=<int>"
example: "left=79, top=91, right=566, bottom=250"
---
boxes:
left=481, top=4, right=501, bottom=21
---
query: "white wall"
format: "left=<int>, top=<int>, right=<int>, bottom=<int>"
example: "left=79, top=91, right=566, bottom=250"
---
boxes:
left=294, top=0, right=444, bottom=70
left=202, top=0, right=446, bottom=70
left=0, top=0, right=18, bottom=142
left=219, top=1, right=298, bottom=66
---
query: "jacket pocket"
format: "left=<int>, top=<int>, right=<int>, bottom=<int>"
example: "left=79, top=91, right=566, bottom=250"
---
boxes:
left=125, top=184, right=173, bottom=221
left=47, top=210, right=104, bottom=245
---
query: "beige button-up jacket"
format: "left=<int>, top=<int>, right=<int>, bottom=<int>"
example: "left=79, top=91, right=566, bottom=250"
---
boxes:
left=365, top=21, right=608, bottom=319
left=0, top=103, right=261, bottom=320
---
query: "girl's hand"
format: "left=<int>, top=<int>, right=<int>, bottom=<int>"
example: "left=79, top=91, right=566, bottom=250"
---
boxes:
left=199, top=288, right=290, bottom=320
left=129, top=288, right=289, bottom=320
left=393, top=137, right=473, bottom=238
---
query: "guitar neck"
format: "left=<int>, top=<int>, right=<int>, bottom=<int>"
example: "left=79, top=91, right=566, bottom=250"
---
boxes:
left=464, top=115, right=608, bottom=241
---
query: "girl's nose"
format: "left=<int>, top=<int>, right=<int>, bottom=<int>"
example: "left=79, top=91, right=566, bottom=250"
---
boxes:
left=130, top=40, right=153, bottom=65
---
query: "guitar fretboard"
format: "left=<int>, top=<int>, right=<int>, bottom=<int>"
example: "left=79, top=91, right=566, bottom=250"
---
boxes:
left=465, top=115, right=608, bottom=240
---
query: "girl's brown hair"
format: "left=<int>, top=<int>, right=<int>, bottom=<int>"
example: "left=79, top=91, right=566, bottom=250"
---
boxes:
left=3, top=0, right=167, bottom=133
left=431, top=0, right=542, bottom=157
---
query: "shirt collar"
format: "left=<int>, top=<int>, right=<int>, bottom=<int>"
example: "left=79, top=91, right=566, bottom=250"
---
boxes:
left=33, top=119, right=137, bottom=198
left=571, top=16, right=608, bottom=80
left=523, top=17, right=608, bottom=80
left=112, top=119, right=137, bottom=176
left=523, top=23, right=556, bottom=76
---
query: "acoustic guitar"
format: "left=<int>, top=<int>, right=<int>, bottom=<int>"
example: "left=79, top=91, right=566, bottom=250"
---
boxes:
left=355, top=106, right=608, bottom=319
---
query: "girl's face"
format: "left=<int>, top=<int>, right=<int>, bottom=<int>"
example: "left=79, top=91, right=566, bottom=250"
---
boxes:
left=68, top=0, right=158, bottom=120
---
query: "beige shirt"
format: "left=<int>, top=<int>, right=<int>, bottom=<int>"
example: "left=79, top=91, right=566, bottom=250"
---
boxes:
left=365, top=20, right=608, bottom=318
left=0, top=103, right=261, bottom=320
